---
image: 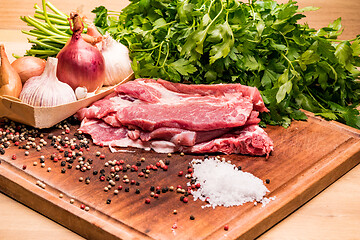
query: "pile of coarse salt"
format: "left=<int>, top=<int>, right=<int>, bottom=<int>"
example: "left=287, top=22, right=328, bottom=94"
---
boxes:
left=189, top=157, right=275, bottom=208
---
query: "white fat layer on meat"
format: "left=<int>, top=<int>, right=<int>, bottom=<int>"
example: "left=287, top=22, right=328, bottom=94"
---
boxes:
left=149, top=141, right=176, bottom=153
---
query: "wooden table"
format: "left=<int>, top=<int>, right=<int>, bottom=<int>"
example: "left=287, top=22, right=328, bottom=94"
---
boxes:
left=0, top=0, right=360, bottom=239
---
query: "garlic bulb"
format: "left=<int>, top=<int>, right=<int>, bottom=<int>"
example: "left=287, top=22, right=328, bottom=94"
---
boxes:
left=19, top=57, right=76, bottom=107
left=101, top=36, right=133, bottom=86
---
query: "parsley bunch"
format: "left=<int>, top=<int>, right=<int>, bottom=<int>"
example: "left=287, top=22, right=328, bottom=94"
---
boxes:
left=92, top=0, right=360, bottom=128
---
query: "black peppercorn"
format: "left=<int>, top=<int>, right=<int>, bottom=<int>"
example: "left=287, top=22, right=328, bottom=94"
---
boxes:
left=150, top=186, right=155, bottom=191
left=237, top=166, right=242, bottom=171
left=190, top=215, right=195, bottom=220
left=67, top=164, right=72, bottom=169
left=135, top=189, right=140, bottom=194
left=93, top=170, right=98, bottom=175
left=265, top=179, right=270, bottom=184
left=106, top=199, right=111, bottom=204
left=125, top=187, right=130, bottom=192
left=61, top=161, right=66, bottom=167
left=61, top=168, right=66, bottom=174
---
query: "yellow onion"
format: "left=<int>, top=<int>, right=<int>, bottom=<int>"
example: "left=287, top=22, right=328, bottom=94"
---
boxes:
left=0, top=44, right=22, bottom=98
left=11, top=56, right=46, bottom=84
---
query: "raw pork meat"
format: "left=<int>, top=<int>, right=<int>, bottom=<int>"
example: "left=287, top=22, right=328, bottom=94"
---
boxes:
left=76, top=79, right=274, bottom=156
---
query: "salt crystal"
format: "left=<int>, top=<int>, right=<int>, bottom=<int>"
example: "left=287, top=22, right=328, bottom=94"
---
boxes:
left=190, top=157, right=273, bottom=208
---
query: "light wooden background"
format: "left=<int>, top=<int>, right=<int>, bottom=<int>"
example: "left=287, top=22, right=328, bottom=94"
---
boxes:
left=0, top=0, right=359, bottom=40
left=0, top=1, right=360, bottom=240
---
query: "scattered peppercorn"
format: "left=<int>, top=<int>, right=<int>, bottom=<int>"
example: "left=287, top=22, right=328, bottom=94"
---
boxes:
left=224, top=225, right=229, bottom=231
left=190, top=215, right=195, bottom=220
left=106, top=199, right=111, bottom=204
left=265, top=179, right=270, bottom=184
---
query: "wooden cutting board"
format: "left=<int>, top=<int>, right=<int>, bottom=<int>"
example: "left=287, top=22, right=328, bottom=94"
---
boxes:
left=0, top=114, right=360, bottom=240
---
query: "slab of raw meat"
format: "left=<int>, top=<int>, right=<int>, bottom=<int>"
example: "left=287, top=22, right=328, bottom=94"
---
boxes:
left=139, top=127, right=231, bottom=146
left=182, top=125, right=273, bottom=157
left=115, top=93, right=253, bottom=131
left=153, top=79, right=268, bottom=112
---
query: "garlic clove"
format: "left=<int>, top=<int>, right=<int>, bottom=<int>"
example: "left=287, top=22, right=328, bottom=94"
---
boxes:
left=75, top=86, right=88, bottom=100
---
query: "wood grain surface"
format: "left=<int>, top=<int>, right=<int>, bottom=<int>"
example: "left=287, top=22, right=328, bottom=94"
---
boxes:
left=1, top=0, right=360, bottom=240
left=0, top=113, right=360, bottom=240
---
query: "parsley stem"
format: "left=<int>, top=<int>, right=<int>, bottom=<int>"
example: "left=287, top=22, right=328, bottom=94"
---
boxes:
left=280, top=52, right=295, bottom=72
left=305, top=86, right=327, bottom=110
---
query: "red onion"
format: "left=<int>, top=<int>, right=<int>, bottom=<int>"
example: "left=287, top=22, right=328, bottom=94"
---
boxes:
left=56, top=12, right=105, bottom=93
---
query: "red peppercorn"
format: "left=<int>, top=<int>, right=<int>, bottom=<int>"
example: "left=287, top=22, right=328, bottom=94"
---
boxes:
left=59, top=148, right=64, bottom=153
left=110, top=168, right=115, bottom=173
left=65, top=129, right=70, bottom=134
left=178, top=171, right=183, bottom=176
left=145, top=198, right=151, bottom=204
left=187, top=168, right=193, bottom=173
left=11, top=154, right=16, bottom=160
left=138, top=172, right=144, bottom=177
left=14, top=141, right=19, bottom=146
left=68, top=153, right=73, bottom=158
left=100, top=154, right=105, bottom=159
left=79, top=147, right=84, bottom=152
left=118, top=186, right=123, bottom=190
left=22, top=165, right=27, bottom=170
left=71, top=145, right=75, bottom=150
left=99, top=143, right=104, bottom=147
left=196, top=183, right=201, bottom=188
left=162, top=165, right=168, bottom=171
left=152, top=166, right=158, bottom=171
left=80, top=204, right=85, bottom=210
left=155, top=162, right=161, bottom=167
left=64, top=144, right=68, bottom=148
left=154, top=194, right=159, bottom=198
left=131, top=180, right=136, bottom=185
left=224, top=225, right=229, bottom=231
left=183, top=197, right=188, bottom=203
left=177, top=185, right=182, bottom=189
left=119, top=160, right=124, bottom=164
left=156, top=186, right=161, bottom=191
left=146, top=165, right=151, bottom=170
left=132, top=165, right=138, bottom=171
left=191, top=184, right=196, bottom=189
left=53, top=157, right=58, bottom=162
left=100, top=176, right=105, bottom=181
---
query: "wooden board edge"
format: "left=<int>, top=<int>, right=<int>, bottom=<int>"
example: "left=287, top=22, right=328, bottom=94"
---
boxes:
left=204, top=138, right=360, bottom=240
left=0, top=163, right=153, bottom=240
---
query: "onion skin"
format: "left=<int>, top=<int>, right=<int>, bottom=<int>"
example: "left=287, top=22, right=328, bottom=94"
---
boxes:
left=56, top=13, right=105, bottom=93
left=11, top=56, right=46, bottom=84
left=0, top=44, right=22, bottom=98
